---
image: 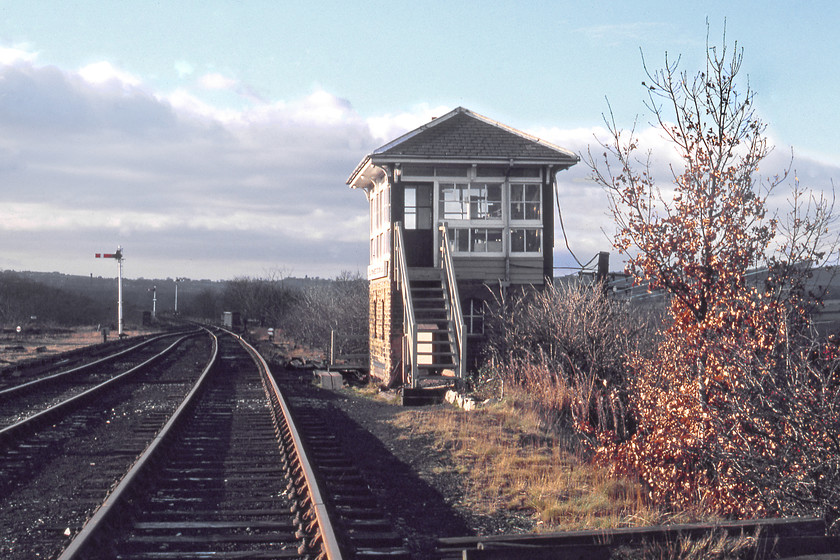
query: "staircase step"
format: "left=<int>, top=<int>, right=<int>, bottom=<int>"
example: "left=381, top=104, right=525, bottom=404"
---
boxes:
left=407, top=268, right=444, bottom=281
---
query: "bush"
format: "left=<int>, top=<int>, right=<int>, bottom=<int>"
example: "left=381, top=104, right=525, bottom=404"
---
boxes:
left=482, top=280, right=653, bottom=440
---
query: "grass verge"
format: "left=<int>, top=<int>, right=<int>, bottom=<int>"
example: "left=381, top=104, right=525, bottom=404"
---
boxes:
left=386, top=385, right=668, bottom=532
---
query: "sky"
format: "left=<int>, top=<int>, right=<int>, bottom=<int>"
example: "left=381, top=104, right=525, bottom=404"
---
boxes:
left=0, top=1, right=838, bottom=281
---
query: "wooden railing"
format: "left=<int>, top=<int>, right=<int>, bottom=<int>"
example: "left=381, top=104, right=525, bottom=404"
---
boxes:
left=393, top=222, right=418, bottom=386
left=439, top=224, right=466, bottom=380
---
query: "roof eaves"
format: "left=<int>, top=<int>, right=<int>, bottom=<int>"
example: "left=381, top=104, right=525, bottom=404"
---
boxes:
left=346, top=155, right=372, bottom=186
left=370, top=154, right=579, bottom=166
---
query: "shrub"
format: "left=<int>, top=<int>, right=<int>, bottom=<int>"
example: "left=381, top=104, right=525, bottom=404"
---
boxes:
left=482, top=280, right=652, bottom=441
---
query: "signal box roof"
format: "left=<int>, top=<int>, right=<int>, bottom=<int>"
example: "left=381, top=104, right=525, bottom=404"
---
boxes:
left=348, top=107, right=578, bottom=188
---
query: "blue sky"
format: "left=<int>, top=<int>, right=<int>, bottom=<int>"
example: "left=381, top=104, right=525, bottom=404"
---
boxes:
left=0, top=1, right=837, bottom=281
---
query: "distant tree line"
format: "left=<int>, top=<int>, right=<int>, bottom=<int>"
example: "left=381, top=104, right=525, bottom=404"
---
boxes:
left=0, top=271, right=110, bottom=327
left=197, top=271, right=368, bottom=354
left=0, top=270, right=366, bottom=347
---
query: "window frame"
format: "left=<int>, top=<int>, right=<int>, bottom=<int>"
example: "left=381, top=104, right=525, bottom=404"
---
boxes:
left=510, top=182, right=542, bottom=222
left=439, top=182, right=503, bottom=222
left=463, top=298, right=485, bottom=335
left=510, top=227, right=543, bottom=254
left=449, top=227, right=504, bottom=255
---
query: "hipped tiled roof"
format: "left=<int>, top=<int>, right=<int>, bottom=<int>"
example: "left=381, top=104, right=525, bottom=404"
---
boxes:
left=372, top=107, right=577, bottom=163
left=348, top=107, right=578, bottom=187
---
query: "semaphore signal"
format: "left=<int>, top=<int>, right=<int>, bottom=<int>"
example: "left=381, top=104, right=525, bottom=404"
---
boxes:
left=95, top=246, right=125, bottom=338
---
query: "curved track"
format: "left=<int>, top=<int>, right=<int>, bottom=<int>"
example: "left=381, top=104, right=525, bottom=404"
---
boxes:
left=57, top=330, right=343, bottom=560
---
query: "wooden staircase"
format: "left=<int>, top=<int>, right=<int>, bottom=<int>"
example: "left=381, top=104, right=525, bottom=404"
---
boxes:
left=407, top=267, right=459, bottom=385
left=393, top=222, right=466, bottom=399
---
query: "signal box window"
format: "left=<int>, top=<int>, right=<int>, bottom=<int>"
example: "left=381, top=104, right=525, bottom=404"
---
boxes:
left=405, top=184, right=432, bottom=230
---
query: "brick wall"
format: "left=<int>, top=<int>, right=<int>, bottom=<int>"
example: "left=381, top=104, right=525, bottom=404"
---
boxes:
left=369, top=277, right=400, bottom=382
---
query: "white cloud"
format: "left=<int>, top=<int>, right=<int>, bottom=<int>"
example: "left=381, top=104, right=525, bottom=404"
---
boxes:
left=0, top=54, right=381, bottom=280
left=366, top=104, right=451, bottom=142
left=0, top=45, right=37, bottom=65
left=78, top=61, right=141, bottom=87
left=198, top=72, right=238, bottom=90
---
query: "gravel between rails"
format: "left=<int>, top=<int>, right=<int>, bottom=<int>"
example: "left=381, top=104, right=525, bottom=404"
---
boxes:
left=0, top=336, right=211, bottom=560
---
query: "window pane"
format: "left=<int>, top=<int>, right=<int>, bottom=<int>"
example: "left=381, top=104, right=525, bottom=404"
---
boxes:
left=436, top=165, right=469, bottom=177
left=509, top=167, right=540, bottom=178
left=471, top=228, right=486, bottom=252
left=476, top=165, right=504, bottom=177
left=403, top=164, right=434, bottom=177
left=487, top=184, right=502, bottom=218
left=525, top=184, right=540, bottom=201
left=417, top=207, right=432, bottom=229
left=469, top=193, right=482, bottom=219
left=487, top=229, right=503, bottom=252
left=405, top=210, right=416, bottom=230
left=417, top=184, right=433, bottom=205
left=526, top=230, right=541, bottom=252
left=511, top=229, right=524, bottom=252
left=457, top=229, right=469, bottom=251
left=440, top=183, right=468, bottom=219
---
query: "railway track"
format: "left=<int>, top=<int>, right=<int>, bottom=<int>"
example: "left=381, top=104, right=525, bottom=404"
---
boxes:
left=0, top=330, right=196, bottom=429
left=0, top=331, right=211, bottom=559
left=0, top=330, right=167, bottom=391
left=54, top=330, right=410, bottom=559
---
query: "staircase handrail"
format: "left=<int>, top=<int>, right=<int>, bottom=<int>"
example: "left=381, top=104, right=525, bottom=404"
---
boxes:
left=393, top=222, right=418, bottom=386
left=439, top=223, right=466, bottom=380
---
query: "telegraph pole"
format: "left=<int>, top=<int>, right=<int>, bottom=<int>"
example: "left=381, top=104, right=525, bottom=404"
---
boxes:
left=96, top=246, right=124, bottom=337
left=174, top=277, right=187, bottom=315
left=150, top=285, right=157, bottom=319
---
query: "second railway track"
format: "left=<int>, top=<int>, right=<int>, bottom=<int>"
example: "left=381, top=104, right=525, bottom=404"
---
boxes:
left=0, top=331, right=212, bottom=559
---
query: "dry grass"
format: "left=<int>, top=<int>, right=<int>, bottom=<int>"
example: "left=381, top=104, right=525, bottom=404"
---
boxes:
left=388, top=386, right=668, bottom=532
left=611, top=529, right=760, bottom=560
left=0, top=325, right=159, bottom=365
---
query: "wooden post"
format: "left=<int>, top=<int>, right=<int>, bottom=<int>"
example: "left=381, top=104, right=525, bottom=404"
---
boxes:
left=596, top=252, right=609, bottom=285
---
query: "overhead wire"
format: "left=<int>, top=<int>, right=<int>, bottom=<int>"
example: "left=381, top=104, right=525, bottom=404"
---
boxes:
left=554, top=179, right=584, bottom=268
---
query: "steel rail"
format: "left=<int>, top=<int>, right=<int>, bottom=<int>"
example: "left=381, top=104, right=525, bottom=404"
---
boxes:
left=238, top=333, right=345, bottom=560
left=0, top=329, right=197, bottom=401
left=56, top=328, right=219, bottom=560
left=439, top=516, right=834, bottom=559
left=0, top=332, right=200, bottom=443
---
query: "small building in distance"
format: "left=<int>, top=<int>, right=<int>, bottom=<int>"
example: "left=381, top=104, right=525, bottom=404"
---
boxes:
left=347, top=107, right=578, bottom=390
